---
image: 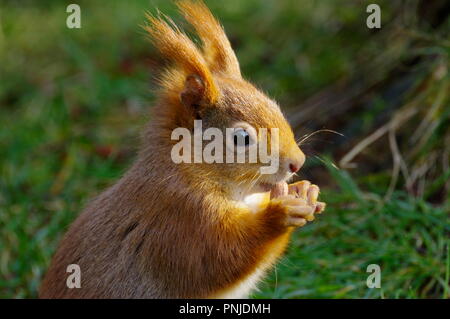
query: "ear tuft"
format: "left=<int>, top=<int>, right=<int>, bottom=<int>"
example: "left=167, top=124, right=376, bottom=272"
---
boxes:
left=144, top=11, right=219, bottom=104
left=177, top=0, right=241, bottom=77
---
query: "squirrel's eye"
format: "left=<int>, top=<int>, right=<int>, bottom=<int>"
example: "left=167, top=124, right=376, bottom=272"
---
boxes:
left=233, top=129, right=251, bottom=146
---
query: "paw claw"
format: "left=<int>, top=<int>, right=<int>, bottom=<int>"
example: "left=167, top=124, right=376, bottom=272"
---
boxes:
left=315, top=201, right=326, bottom=214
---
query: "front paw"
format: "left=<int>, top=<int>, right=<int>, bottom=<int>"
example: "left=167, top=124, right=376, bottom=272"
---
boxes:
left=269, top=180, right=325, bottom=228
left=265, top=180, right=326, bottom=228
left=270, top=195, right=315, bottom=227
left=288, top=180, right=326, bottom=217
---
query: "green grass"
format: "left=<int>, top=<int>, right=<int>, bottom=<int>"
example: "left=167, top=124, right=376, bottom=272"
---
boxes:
left=0, top=0, right=448, bottom=298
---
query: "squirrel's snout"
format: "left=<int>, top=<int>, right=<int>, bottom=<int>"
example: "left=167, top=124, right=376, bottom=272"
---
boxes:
left=287, top=148, right=305, bottom=173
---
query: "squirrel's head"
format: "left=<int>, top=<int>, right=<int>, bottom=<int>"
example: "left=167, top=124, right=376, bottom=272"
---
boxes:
left=145, top=0, right=304, bottom=197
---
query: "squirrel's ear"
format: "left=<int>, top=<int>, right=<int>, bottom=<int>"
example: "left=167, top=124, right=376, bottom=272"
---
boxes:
left=180, top=74, right=205, bottom=108
left=177, top=0, right=241, bottom=77
left=144, top=12, right=219, bottom=105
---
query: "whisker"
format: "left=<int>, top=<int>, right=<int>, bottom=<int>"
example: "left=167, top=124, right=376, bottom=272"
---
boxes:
left=236, top=170, right=255, bottom=188
left=297, top=129, right=344, bottom=146
left=245, top=171, right=261, bottom=195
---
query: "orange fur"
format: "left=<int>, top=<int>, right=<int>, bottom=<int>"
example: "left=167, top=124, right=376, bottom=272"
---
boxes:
left=39, top=0, right=311, bottom=299
left=177, top=0, right=241, bottom=76
left=144, top=12, right=219, bottom=104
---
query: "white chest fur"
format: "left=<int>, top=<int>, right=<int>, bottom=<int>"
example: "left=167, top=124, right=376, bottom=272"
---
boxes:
left=210, top=267, right=266, bottom=299
left=210, top=191, right=275, bottom=298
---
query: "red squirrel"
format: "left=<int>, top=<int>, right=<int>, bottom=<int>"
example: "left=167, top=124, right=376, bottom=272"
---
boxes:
left=39, top=0, right=326, bottom=298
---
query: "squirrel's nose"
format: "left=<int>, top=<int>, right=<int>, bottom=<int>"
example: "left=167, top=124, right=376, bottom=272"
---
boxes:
left=288, top=149, right=305, bottom=173
left=289, top=163, right=300, bottom=173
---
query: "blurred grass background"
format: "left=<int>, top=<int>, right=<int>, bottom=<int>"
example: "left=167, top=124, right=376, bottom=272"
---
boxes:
left=0, top=0, right=449, bottom=298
